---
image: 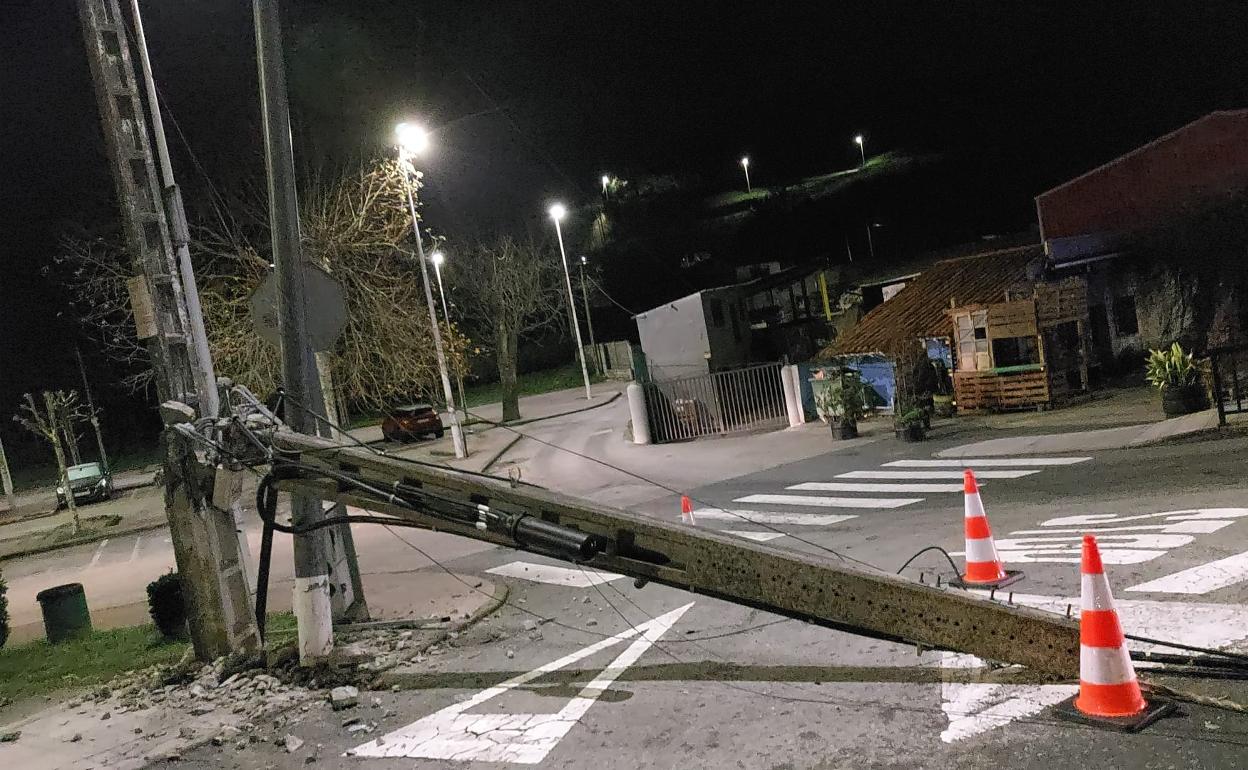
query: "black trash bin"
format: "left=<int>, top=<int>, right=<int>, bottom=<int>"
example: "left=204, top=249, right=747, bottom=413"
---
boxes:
left=36, top=583, right=92, bottom=643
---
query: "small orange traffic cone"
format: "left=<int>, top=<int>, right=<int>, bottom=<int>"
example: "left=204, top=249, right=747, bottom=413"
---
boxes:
left=1055, top=534, right=1173, bottom=730
left=951, top=469, right=1022, bottom=588
left=680, top=495, right=696, bottom=525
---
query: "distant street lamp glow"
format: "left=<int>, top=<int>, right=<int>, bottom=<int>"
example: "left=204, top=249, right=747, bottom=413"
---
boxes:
left=395, top=122, right=429, bottom=157
left=740, top=156, right=752, bottom=192
left=548, top=202, right=567, bottom=221
left=430, top=250, right=445, bottom=267
left=854, top=134, right=866, bottom=167
left=601, top=174, right=610, bottom=195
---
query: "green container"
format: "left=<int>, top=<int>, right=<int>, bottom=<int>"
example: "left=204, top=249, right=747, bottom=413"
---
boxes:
left=36, top=583, right=92, bottom=644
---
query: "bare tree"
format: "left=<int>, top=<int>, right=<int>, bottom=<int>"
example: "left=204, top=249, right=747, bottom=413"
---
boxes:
left=450, top=236, right=566, bottom=421
left=14, top=392, right=87, bottom=535
left=55, top=159, right=471, bottom=412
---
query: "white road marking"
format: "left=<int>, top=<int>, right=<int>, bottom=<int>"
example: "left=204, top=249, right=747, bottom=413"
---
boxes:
left=588, top=428, right=614, bottom=436
left=351, top=603, right=693, bottom=764
left=724, top=531, right=786, bottom=542
left=838, top=470, right=1040, bottom=480
left=884, top=457, right=1091, bottom=467
left=129, top=535, right=143, bottom=563
left=692, top=508, right=858, bottom=526
left=942, top=594, right=1248, bottom=742
left=88, top=539, right=109, bottom=568
left=735, top=494, right=922, bottom=509
left=789, top=481, right=967, bottom=493
left=1126, top=551, right=1248, bottom=594
left=486, top=561, right=624, bottom=588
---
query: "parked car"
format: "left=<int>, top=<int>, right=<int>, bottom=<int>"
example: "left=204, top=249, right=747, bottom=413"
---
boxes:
left=381, top=404, right=445, bottom=442
left=57, top=461, right=113, bottom=507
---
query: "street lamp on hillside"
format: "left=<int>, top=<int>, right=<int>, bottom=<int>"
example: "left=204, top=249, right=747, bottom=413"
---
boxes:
left=395, top=121, right=466, bottom=458
left=548, top=203, right=593, bottom=400
left=854, top=134, right=866, bottom=168
left=601, top=174, right=610, bottom=197
left=740, top=156, right=752, bottom=192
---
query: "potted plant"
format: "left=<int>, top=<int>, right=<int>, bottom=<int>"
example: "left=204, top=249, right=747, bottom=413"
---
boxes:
left=815, top=374, right=864, bottom=439
left=1145, top=342, right=1208, bottom=417
left=894, top=407, right=927, bottom=441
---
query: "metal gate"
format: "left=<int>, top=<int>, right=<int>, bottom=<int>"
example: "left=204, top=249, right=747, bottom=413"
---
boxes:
left=1211, top=344, right=1248, bottom=424
left=643, top=362, right=788, bottom=443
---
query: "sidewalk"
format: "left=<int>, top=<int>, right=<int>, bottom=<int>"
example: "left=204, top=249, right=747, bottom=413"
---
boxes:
left=938, top=385, right=1226, bottom=457
left=348, top=381, right=628, bottom=446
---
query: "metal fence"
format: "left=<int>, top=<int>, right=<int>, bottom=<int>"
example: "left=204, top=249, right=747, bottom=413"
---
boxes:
left=642, top=362, right=788, bottom=443
left=1211, top=344, right=1248, bottom=424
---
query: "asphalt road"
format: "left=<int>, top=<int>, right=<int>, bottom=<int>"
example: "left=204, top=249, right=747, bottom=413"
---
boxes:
left=148, top=423, right=1248, bottom=770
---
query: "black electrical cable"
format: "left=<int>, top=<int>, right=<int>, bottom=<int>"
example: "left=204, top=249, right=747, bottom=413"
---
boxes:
left=895, top=545, right=963, bottom=576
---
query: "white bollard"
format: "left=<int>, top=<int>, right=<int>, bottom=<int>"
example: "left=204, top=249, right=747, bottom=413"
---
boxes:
left=781, top=366, right=803, bottom=428
left=788, top=364, right=806, bottom=425
left=626, top=382, right=652, bottom=445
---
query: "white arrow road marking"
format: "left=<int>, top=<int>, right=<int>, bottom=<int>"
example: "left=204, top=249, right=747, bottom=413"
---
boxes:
left=941, top=594, right=1248, bottom=742
left=692, top=508, right=858, bottom=526
left=486, top=561, right=624, bottom=588
left=724, top=531, right=786, bottom=542
left=885, top=457, right=1091, bottom=467
left=735, top=494, right=923, bottom=509
left=1126, top=550, right=1248, bottom=594
left=838, top=470, right=1040, bottom=480
left=988, top=509, right=1248, bottom=564
left=350, top=603, right=694, bottom=764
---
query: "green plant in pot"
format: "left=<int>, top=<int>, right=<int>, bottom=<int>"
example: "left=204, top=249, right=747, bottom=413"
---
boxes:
left=1145, top=343, right=1208, bottom=417
left=814, top=374, right=864, bottom=439
left=894, top=404, right=927, bottom=441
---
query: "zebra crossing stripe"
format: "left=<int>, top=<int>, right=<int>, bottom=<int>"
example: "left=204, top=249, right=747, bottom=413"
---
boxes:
left=693, top=508, right=858, bottom=526
left=1126, top=551, right=1248, bottom=594
left=788, top=481, right=967, bottom=493
left=735, top=494, right=922, bottom=509
left=884, top=457, right=1091, bottom=467
left=837, top=470, right=1040, bottom=480
left=725, top=531, right=787, bottom=542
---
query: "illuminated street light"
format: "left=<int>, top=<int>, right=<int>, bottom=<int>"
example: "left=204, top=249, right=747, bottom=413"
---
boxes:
left=548, top=203, right=592, bottom=400
left=393, top=122, right=466, bottom=458
left=740, top=156, right=751, bottom=192
left=601, top=174, right=610, bottom=196
left=854, top=134, right=866, bottom=167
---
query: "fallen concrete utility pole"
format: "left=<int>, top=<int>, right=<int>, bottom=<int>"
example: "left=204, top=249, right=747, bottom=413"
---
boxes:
left=271, top=430, right=1083, bottom=678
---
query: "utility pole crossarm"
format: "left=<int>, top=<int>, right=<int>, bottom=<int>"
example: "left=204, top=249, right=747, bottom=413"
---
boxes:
left=272, top=431, right=1082, bottom=678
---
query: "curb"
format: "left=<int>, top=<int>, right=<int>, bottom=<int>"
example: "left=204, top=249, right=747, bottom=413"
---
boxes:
left=0, top=520, right=168, bottom=563
left=480, top=434, right=524, bottom=474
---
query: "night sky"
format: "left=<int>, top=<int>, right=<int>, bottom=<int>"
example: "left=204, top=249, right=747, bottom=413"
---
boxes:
left=2, top=1, right=1246, bottom=458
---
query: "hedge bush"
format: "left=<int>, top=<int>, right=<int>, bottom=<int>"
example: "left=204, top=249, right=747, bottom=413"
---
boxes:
left=146, top=571, right=187, bottom=640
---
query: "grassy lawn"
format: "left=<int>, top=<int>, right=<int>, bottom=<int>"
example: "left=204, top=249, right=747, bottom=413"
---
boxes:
left=0, top=612, right=299, bottom=704
left=0, top=624, right=187, bottom=703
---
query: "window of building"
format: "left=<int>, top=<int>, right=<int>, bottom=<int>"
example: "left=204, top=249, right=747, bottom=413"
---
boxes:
left=991, top=336, right=1040, bottom=367
left=708, top=298, right=725, bottom=327
left=954, top=310, right=990, bottom=371
left=1113, top=295, right=1139, bottom=336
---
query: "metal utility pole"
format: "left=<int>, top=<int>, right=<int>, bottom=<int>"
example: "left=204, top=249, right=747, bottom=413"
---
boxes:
left=0, top=435, right=16, bottom=513
left=129, top=0, right=218, bottom=419
left=75, top=347, right=110, bottom=473
left=254, top=0, right=334, bottom=663
left=79, top=0, right=258, bottom=660
left=577, top=256, right=601, bottom=374
left=549, top=206, right=592, bottom=400
left=431, top=255, right=469, bottom=419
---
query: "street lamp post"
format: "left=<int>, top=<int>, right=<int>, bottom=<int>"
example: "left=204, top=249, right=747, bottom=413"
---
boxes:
left=549, top=203, right=593, bottom=400
left=395, top=122, right=466, bottom=458
left=854, top=134, right=866, bottom=168
left=431, top=250, right=469, bottom=418
left=578, top=255, right=601, bottom=374
left=740, top=156, right=751, bottom=192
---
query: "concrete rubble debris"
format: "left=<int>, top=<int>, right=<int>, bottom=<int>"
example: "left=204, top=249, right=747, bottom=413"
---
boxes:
left=329, top=685, right=360, bottom=710
left=284, top=734, right=305, bottom=753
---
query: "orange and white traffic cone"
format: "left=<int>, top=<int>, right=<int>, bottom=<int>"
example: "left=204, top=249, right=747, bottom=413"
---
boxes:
left=680, top=495, right=696, bottom=525
left=951, top=469, right=1021, bottom=588
left=1056, top=534, right=1173, bottom=730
